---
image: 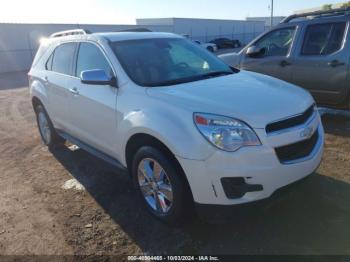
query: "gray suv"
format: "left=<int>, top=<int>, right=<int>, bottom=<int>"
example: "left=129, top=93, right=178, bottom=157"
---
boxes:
left=220, top=8, right=350, bottom=109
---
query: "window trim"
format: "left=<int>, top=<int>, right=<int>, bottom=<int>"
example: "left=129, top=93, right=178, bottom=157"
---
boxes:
left=45, top=52, right=54, bottom=71
left=74, top=40, right=116, bottom=79
left=300, top=21, right=348, bottom=57
left=250, top=26, right=297, bottom=58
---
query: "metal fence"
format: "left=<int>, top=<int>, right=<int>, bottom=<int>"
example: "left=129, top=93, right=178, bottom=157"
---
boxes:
left=0, top=22, right=265, bottom=73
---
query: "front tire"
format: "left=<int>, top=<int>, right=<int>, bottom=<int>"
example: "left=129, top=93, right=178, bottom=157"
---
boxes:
left=34, top=104, right=65, bottom=149
left=131, top=146, right=192, bottom=224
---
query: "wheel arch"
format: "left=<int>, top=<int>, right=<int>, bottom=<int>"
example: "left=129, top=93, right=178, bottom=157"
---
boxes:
left=125, top=133, right=177, bottom=171
left=32, top=96, right=43, bottom=110
left=124, top=133, right=194, bottom=201
left=30, top=76, right=50, bottom=110
left=32, top=96, right=51, bottom=117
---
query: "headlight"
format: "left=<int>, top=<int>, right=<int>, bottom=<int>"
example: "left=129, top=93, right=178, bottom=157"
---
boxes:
left=194, top=113, right=261, bottom=152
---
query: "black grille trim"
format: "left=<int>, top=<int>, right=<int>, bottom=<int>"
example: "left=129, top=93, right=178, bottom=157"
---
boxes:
left=275, top=130, right=319, bottom=164
left=266, top=105, right=315, bottom=134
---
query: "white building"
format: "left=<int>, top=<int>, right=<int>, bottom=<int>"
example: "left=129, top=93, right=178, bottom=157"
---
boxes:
left=246, top=16, right=285, bottom=30
left=137, top=18, right=265, bottom=44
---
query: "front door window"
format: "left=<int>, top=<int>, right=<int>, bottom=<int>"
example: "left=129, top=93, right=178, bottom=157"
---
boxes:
left=254, top=27, right=296, bottom=57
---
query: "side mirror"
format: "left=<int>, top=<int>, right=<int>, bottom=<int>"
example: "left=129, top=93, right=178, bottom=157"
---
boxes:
left=246, top=46, right=265, bottom=58
left=81, top=69, right=117, bottom=87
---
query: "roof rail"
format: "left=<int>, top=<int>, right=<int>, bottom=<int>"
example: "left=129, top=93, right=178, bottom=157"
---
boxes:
left=281, top=7, right=350, bottom=23
left=50, top=29, right=91, bottom=38
left=117, top=28, right=152, bottom=32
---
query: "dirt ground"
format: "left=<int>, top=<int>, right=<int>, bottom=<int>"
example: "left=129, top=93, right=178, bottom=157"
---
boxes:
left=0, top=72, right=349, bottom=258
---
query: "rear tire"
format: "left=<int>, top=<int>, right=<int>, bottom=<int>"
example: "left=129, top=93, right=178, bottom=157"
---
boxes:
left=34, top=104, right=65, bottom=149
left=131, top=146, right=193, bottom=224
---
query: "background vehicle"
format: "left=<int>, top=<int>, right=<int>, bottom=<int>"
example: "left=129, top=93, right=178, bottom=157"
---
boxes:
left=29, top=30, right=323, bottom=223
left=193, top=40, right=218, bottom=52
left=210, top=38, right=242, bottom=49
left=219, top=8, right=350, bottom=109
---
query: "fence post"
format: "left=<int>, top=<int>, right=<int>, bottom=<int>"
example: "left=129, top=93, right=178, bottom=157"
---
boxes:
left=205, top=27, right=208, bottom=42
left=243, top=25, right=246, bottom=45
left=26, top=32, right=34, bottom=61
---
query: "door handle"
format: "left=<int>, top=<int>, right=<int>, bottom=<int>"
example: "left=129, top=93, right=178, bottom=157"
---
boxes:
left=328, top=60, right=345, bottom=67
left=280, top=60, right=291, bottom=67
left=69, top=87, right=79, bottom=95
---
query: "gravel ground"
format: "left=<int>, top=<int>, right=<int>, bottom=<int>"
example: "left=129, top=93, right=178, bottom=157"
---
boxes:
left=0, top=72, right=349, bottom=258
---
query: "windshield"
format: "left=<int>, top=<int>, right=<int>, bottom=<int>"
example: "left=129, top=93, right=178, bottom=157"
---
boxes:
left=110, top=38, right=236, bottom=87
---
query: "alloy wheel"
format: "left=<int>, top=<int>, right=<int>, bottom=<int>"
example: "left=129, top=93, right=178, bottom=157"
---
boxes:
left=38, top=111, right=51, bottom=144
left=137, top=158, right=173, bottom=214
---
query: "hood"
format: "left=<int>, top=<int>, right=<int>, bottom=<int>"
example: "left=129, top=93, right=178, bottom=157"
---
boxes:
left=146, top=71, right=314, bottom=129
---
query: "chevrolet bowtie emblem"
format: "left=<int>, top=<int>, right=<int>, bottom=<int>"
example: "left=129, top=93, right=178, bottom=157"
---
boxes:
left=300, top=126, right=314, bottom=139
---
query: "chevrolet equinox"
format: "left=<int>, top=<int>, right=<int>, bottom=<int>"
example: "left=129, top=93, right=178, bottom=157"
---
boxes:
left=29, top=29, right=324, bottom=223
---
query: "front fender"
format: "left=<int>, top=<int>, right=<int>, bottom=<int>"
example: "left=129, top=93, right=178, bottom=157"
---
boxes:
left=119, top=107, right=215, bottom=165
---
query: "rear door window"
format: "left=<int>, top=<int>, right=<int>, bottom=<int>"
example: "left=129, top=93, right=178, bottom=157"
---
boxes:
left=301, top=22, right=346, bottom=56
left=51, top=43, right=76, bottom=75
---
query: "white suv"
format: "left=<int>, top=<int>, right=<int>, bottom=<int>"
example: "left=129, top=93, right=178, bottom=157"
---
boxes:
left=29, top=29, right=324, bottom=223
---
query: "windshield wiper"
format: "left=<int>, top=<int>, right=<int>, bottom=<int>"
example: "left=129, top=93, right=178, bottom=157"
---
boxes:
left=147, top=71, right=234, bottom=87
left=198, top=71, right=233, bottom=79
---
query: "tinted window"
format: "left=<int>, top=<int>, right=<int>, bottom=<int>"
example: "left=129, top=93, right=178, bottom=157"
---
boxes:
left=255, top=27, right=295, bottom=57
left=51, top=43, right=76, bottom=75
left=111, top=38, right=233, bottom=87
left=76, top=42, right=113, bottom=78
left=302, top=22, right=346, bottom=56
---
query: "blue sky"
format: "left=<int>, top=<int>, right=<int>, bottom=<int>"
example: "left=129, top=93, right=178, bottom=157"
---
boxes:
left=0, top=0, right=345, bottom=24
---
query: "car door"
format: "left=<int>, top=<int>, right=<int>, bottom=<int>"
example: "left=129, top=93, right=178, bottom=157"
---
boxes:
left=45, top=42, right=77, bottom=130
left=289, top=21, right=350, bottom=105
left=239, top=26, right=297, bottom=83
left=68, top=41, right=118, bottom=157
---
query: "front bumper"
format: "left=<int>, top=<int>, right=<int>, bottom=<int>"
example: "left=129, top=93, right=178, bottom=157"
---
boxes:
left=195, top=173, right=313, bottom=221
left=177, top=113, right=324, bottom=206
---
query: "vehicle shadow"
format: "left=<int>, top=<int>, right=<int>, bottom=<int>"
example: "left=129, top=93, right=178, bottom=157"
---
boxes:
left=51, top=144, right=350, bottom=255
left=321, top=110, right=350, bottom=138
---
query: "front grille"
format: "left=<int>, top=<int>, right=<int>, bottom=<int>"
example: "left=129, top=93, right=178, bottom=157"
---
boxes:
left=275, top=130, right=319, bottom=164
left=266, top=105, right=315, bottom=134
